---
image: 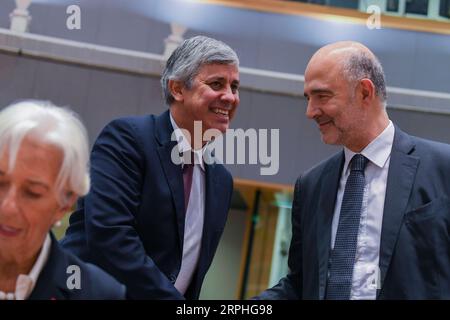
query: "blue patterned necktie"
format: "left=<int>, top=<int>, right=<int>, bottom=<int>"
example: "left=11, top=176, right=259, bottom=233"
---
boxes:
left=326, top=154, right=369, bottom=300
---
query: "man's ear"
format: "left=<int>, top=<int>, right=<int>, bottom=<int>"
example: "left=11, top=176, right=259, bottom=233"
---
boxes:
left=169, top=79, right=185, bottom=102
left=359, top=78, right=376, bottom=103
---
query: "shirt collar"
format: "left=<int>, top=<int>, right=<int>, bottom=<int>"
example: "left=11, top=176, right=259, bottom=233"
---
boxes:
left=170, top=112, right=206, bottom=171
left=1, top=233, right=52, bottom=300
left=343, top=120, right=395, bottom=174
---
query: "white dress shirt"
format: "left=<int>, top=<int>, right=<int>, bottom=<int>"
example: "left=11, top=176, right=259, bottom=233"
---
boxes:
left=331, top=121, right=395, bottom=300
left=169, top=113, right=205, bottom=295
left=0, top=233, right=51, bottom=300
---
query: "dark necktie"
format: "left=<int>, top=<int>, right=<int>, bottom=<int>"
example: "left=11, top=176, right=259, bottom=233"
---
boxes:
left=182, top=153, right=194, bottom=213
left=326, top=154, right=368, bottom=300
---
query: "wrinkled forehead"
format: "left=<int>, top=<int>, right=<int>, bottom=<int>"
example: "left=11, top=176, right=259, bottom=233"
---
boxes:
left=306, top=50, right=347, bottom=78
left=197, top=61, right=239, bottom=74
left=194, top=63, right=240, bottom=85
left=304, top=57, right=343, bottom=90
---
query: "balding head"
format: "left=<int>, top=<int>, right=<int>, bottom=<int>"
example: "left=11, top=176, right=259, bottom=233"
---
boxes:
left=304, top=41, right=390, bottom=152
left=307, top=41, right=387, bottom=102
left=311, top=41, right=374, bottom=61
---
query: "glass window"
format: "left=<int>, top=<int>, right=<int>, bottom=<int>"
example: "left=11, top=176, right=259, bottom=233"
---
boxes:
left=386, top=0, right=400, bottom=12
left=440, top=0, right=450, bottom=18
left=290, top=0, right=357, bottom=8
left=405, top=0, right=429, bottom=15
left=328, top=0, right=358, bottom=9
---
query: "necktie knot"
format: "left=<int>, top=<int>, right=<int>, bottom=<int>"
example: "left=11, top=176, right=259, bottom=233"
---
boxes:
left=183, top=162, right=193, bottom=172
left=350, top=154, right=368, bottom=172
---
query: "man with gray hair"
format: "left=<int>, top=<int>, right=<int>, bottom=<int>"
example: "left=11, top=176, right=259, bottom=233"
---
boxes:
left=61, top=36, right=240, bottom=299
left=256, top=41, right=450, bottom=299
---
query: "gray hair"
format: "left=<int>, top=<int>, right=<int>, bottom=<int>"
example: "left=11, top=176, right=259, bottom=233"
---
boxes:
left=342, top=51, right=387, bottom=103
left=0, top=100, right=90, bottom=205
left=161, top=35, right=239, bottom=105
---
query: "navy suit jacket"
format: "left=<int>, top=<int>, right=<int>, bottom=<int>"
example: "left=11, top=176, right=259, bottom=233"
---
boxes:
left=29, top=233, right=125, bottom=300
left=257, top=126, right=450, bottom=299
left=61, top=110, right=233, bottom=299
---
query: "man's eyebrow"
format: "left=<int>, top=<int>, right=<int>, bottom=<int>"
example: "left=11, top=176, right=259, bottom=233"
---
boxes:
left=205, top=76, right=240, bottom=84
left=205, top=76, right=225, bottom=81
left=309, top=88, right=334, bottom=95
left=304, top=88, right=333, bottom=98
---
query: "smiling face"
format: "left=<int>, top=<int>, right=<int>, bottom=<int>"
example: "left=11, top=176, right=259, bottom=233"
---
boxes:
left=0, top=137, right=69, bottom=265
left=170, top=63, right=240, bottom=138
left=303, top=52, right=364, bottom=148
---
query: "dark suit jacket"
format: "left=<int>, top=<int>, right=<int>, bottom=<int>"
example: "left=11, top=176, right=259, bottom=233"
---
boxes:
left=61, top=110, right=233, bottom=300
left=257, top=126, right=450, bottom=299
left=29, top=233, right=125, bottom=300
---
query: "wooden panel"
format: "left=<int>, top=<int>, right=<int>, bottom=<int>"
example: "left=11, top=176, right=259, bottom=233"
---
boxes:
left=244, top=195, right=279, bottom=298
left=234, top=179, right=293, bottom=298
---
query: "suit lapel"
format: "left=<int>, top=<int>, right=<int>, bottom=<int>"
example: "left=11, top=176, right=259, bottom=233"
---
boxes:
left=198, top=149, right=220, bottom=271
left=377, top=127, right=419, bottom=297
left=155, top=110, right=186, bottom=250
left=317, top=152, right=345, bottom=299
left=29, top=233, right=70, bottom=300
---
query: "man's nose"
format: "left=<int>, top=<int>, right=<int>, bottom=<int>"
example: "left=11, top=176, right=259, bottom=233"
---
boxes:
left=221, top=86, right=237, bottom=104
left=305, top=101, right=320, bottom=119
